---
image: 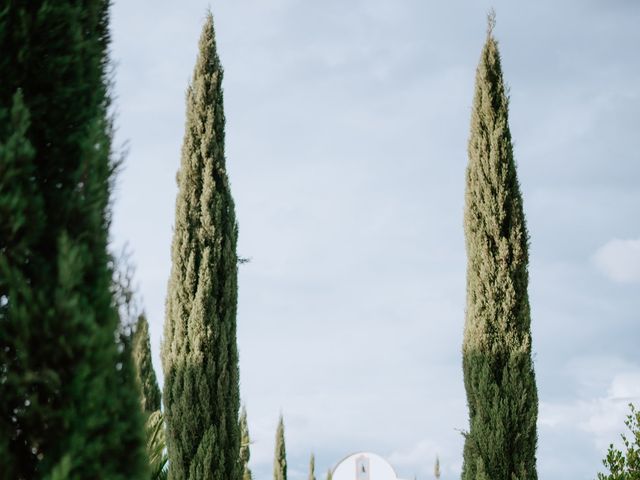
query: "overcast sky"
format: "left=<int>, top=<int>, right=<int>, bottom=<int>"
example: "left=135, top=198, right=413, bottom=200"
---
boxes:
left=108, top=1, right=640, bottom=479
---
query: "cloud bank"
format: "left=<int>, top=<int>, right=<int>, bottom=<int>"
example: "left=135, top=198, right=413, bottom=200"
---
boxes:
left=594, top=238, right=640, bottom=283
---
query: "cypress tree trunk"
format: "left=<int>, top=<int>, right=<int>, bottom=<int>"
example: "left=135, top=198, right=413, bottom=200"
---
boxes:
left=273, top=416, right=287, bottom=480
left=162, top=11, right=241, bottom=480
left=133, top=314, right=162, bottom=413
left=309, top=453, right=316, bottom=480
left=462, top=12, right=538, bottom=480
left=240, top=406, right=253, bottom=480
left=0, top=2, right=148, bottom=478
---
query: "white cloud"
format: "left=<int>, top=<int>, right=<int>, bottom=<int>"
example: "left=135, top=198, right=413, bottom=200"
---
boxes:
left=593, top=238, right=640, bottom=283
left=388, top=439, right=439, bottom=469
left=539, top=370, right=640, bottom=450
left=388, top=439, right=461, bottom=479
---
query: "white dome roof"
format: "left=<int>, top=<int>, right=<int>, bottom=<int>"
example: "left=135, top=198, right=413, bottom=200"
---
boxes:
left=332, top=452, right=399, bottom=480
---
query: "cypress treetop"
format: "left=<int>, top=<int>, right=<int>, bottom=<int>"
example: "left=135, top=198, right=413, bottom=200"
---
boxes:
left=162, top=10, right=241, bottom=480
left=309, top=453, right=317, bottom=480
left=462, top=11, right=538, bottom=480
left=133, top=314, right=161, bottom=413
left=273, top=415, right=287, bottom=480
left=240, top=405, right=254, bottom=480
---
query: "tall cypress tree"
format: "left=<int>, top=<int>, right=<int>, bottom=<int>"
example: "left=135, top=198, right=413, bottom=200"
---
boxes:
left=162, top=11, right=241, bottom=480
left=240, top=406, right=253, bottom=480
left=462, top=12, right=538, bottom=480
left=133, top=314, right=161, bottom=413
left=309, top=453, right=316, bottom=480
left=273, top=415, right=287, bottom=480
left=0, top=88, right=42, bottom=479
left=0, top=2, right=148, bottom=478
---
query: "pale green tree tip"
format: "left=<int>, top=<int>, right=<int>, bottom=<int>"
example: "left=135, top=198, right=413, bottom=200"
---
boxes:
left=273, top=415, right=287, bottom=480
left=487, top=8, right=496, bottom=36
left=309, top=452, right=316, bottom=480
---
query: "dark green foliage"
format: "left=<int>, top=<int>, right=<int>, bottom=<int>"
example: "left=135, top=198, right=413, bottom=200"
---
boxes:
left=240, top=406, right=253, bottom=480
left=133, top=314, right=161, bottom=413
left=0, top=1, right=148, bottom=478
left=461, top=12, right=538, bottom=480
left=0, top=89, right=42, bottom=480
left=309, top=453, right=316, bottom=480
left=273, top=416, right=287, bottom=480
left=161, top=11, right=241, bottom=480
left=597, top=404, right=640, bottom=480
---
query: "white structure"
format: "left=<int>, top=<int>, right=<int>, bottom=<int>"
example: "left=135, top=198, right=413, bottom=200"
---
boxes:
left=332, top=452, right=406, bottom=480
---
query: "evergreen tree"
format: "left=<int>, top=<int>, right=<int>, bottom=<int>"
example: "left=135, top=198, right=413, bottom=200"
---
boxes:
left=597, top=404, right=640, bottom=479
left=309, top=453, right=317, bottom=480
left=0, top=89, right=41, bottom=478
left=161, top=11, right=241, bottom=480
left=240, top=406, right=253, bottom=480
left=0, top=2, right=148, bottom=478
left=112, top=255, right=168, bottom=480
left=462, top=11, right=538, bottom=480
left=434, top=456, right=441, bottom=480
left=273, top=415, right=287, bottom=480
left=326, top=469, right=333, bottom=480
left=133, top=314, right=162, bottom=413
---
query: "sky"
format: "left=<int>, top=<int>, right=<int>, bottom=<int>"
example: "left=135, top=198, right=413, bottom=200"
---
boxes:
left=108, top=1, right=640, bottom=479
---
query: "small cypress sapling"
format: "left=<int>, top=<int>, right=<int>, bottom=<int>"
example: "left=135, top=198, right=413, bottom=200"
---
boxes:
left=273, top=415, right=287, bottom=480
left=240, top=406, right=253, bottom=480
left=133, top=314, right=161, bottom=413
left=309, top=453, right=316, bottom=480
